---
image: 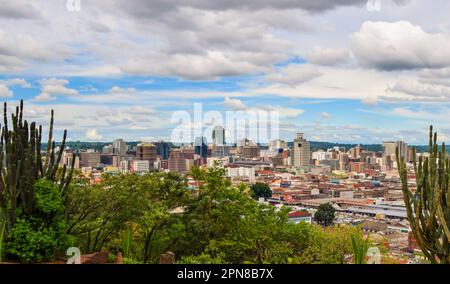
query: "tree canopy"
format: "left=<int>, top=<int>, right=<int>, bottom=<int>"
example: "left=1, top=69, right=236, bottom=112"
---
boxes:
left=250, top=182, right=272, bottom=199
left=314, top=203, right=336, bottom=227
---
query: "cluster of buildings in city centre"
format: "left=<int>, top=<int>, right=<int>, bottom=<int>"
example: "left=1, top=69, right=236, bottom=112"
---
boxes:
left=59, top=126, right=423, bottom=263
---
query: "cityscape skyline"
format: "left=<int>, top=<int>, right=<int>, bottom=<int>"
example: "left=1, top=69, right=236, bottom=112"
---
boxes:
left=1, top=1, right=450, bottom=143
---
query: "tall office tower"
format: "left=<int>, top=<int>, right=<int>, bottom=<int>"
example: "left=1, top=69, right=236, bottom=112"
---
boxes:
left=113, top=139, right=128, bottom=155
left=60, top=151, right=80, bottom=169
left=355, top=145, right=362, bottom=159
left=194, top=136, right=208, bottom=158
left=136, top=143, right=157, bottom=168
left=155, top=141, right=170, bottom=160
left=212, top=126, right=225, bottom=145
left=396, top=141, right=408, bottom=161
left=168, top=149, right=187, bottom=174
left=293, top=133, right=311, bottom=168
left=80, top=151, right=101, bottom=168
left=339, top=153, right=349, bottom=171
left=382, top=141, right=398, bottom=169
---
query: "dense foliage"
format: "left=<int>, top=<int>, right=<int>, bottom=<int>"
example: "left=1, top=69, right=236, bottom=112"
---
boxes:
left=63, top=167, right=363, bottom=264
left=250, top=182, right=272, bottom=199
left=314, top=203, right=336, bottom=227
left=6, top=180, right=72, bottom=263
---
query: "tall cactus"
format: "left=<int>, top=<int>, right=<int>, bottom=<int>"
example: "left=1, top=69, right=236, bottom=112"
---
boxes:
left=396, top=126, right=450, bottom=264
left=0, top=100, right=76, bottom=234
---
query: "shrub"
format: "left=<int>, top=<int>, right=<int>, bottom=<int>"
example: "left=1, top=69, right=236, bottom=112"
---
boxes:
left=6, top=180, right=72, bottom=263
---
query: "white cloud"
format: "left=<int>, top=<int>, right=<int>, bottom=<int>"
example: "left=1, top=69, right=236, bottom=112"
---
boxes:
left=266, top=64, right=322, bottom=86
left=386, top=79, right=450, bottom=102
left=224, top=97, right=246, bottom=110
left=85, top=129, right=103, bottom=141
left=0, top=0, right=41, bottom=19
left=36, top=78, right=78, bottom=101
left=305, top=47, right=349, bottom=66
left=351, top=21, right=450, bottom=70
left=110, top=86, right=137, bottom=94
left=0, top=85, right=13, bottom=98
left=320, top=112, right=332, bottom=119
left=0, top=78, right=31, bottom=88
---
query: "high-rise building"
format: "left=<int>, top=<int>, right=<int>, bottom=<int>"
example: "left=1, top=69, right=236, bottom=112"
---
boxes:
left=168, top=149, right=187, bottom=174
left=212, top=126, right=225, bottom=145
left=396, top=141, right=409, bottom=161
left=293, top=133, right=311, bottom=168
left=60, top=150, right=80, bottom=169
left=80, top=151, right=101, bottom=168
left=136, top=143, right=157, bottom=168
left=155, top=141, right=170, bottom=160
left=382, top=141, right=408, bottom=169
left=113, top=139, right=128, bottom=156
left=194, top=137, right=208, bottom=158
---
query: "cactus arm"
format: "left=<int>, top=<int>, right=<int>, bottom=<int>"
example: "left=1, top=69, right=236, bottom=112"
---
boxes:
left=437, top=204, right=450, bottom=241
left=44, top=109, right=54, bottom=174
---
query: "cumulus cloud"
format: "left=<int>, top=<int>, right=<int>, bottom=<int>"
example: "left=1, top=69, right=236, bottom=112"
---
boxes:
left=305, top=47, right=349, bottom=66
left=0, top=85, right=13, bottom=98
left=36, top=78, right=79, bottom=101
left=266, top=64, right=322, bottom=86
left=320, top=112, right=332, bottom=119
left=0, top=78, right=31, bottom=88
left=112, top=0, right=368, bottom=16
left=85, top=129, right=103, bottom=141
left=224, top=97, right=246, bottom=110
left=386, top=79, right=450, bottom=101
left=351, top=21, right=450, bottom=71
left=0, top=54, right=25, bottom=73
left=0, top=0, right=41, bottom=19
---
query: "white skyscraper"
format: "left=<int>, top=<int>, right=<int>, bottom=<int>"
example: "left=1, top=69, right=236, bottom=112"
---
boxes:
left=212, top=126, right=225, bottom=145
left=113, top=139, right=128, bottom=156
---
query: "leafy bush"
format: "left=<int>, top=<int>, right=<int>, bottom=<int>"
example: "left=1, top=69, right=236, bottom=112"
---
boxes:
left=6, top=180, right=72, bottom=263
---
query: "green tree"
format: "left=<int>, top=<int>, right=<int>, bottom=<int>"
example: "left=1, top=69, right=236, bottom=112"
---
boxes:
left=250, top=182, right=272, bottom=199
left=66, top=172, right=190, bottom=263
left=291, top=225, right=358, bottom=264
left=6, top=180, right=72, bottom=263
left=314, top=203, right=336, bottom=227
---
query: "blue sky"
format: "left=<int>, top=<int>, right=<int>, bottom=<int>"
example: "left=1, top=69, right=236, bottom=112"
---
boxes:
left=1, top=0, right=450, bottom=144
